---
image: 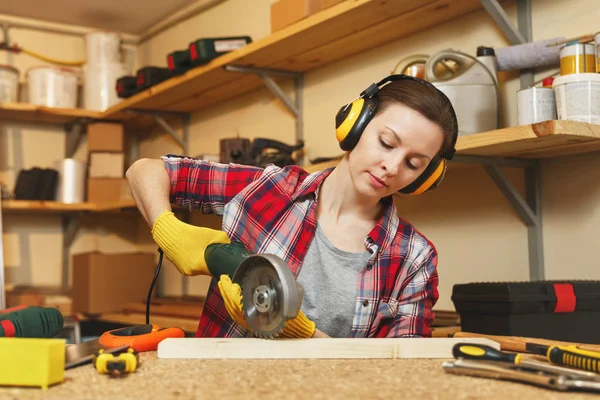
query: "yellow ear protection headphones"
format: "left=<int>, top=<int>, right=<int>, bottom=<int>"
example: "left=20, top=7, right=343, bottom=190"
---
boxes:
left=335, top=74, right=458, bottom=195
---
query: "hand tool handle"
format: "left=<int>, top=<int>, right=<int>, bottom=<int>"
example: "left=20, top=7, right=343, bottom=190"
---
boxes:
left=205, top=242, right=253, bottom=278
left=454, top=331, right=600, bottom=353
left=452, top=342, right=519, bottom=364
left=548, top=345, right=600, bottom=373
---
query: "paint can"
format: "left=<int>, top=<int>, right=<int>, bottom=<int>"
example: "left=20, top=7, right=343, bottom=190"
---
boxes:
left=595, top=32, right=600, bottom=73
left=560, top=42, right=596, bottom=75
left=552, top=72, right=600, bottom=124
left=517, top=86, right=556, bottom=125
left=0, top=65, right=19, bottom=102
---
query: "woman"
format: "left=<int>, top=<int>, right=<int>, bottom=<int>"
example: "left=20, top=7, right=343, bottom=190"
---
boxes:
left=126, top=74, right=458, bottom=339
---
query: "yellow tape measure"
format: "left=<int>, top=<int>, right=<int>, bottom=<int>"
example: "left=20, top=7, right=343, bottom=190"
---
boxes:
left=93, top=347, right=139, bottom=377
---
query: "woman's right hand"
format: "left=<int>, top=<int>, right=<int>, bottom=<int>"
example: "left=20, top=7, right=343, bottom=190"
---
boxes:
left=151, top=210, right=231, bottom=276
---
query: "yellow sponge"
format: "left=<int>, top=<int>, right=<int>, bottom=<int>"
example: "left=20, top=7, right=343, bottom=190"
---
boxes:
left=0, top=337, right=65, bottom=389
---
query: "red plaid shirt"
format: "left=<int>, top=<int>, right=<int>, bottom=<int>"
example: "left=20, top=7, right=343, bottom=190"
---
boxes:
left=162, top=155, right=439, bottom=338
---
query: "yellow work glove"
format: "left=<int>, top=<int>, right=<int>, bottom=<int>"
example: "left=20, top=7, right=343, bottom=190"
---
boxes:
left=217, top=275, right=316, bottom=338
left=151, top=210, right=230, bottom=276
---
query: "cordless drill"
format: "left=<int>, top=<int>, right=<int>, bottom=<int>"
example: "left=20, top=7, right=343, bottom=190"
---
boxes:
left=0, top=305, right=64, bottom=338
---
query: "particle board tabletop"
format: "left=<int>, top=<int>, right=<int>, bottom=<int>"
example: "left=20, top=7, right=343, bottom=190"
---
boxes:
left=2, top=352, right=597, bottom=400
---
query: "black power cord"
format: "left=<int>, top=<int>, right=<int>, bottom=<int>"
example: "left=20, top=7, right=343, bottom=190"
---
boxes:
left=146, top=248, right=164, bottom=325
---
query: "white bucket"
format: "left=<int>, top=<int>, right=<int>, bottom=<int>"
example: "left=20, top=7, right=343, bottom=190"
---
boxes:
left=55, top=158, right=86, bottom=203
left=552, top=73, right=600, bottom=124
left=0, top=65, right=19, bottom=102
left=26, top=66, right=78, bottom=108
left=83, top=62, right=126, bottom=111
left=85, top=31, right=121, bottom=65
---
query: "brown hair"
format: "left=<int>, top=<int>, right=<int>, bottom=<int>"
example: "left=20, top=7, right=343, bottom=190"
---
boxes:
left=376, top=79, right=457, bottom=157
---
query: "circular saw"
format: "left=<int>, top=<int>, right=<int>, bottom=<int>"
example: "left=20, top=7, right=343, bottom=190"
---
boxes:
left=205, top=243, right=304, bottom=339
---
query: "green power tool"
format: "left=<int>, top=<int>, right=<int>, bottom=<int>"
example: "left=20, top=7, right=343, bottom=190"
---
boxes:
left=0, top=305, right=64, bottom=338
left=204, top=242, right=305, bottom=338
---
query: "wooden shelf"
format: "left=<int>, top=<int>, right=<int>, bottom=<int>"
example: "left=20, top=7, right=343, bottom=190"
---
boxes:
left=1, top=199, right=137, bottom=214
left=455, top=120, right=600, bottom=159
left=101, top=0, right=490, bottom=125
left=0, top=102, right=102, bottom=125
left=303, top=121, right=600, bottom=171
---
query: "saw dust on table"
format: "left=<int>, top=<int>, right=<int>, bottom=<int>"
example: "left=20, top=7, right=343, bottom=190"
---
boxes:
left=1, top=351, right=596, bottom=400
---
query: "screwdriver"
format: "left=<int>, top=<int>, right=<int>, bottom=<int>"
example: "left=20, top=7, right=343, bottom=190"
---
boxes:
left=527, top=343, right=600, bottom=374
left=452, top=342, right=600, bottom=381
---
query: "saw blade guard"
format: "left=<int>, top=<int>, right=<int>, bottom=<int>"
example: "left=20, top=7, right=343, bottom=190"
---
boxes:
left=231, top=253, right=303, bottom=337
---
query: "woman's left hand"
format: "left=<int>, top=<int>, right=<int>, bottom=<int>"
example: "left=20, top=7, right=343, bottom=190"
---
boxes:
left=217, top=274, right=317, bottom=338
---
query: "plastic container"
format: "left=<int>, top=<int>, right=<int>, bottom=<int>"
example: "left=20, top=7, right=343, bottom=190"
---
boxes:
left=55, top=158, right=86, bottom=203
left=0, top=65, right=19, bottom=102
left=0, top=337, right=65, bottom=389
left=452, top=280, right=600, bottom=343
left=85, top=31, right=121, bottom=65
left=424, top=49, right=498, bottom=136
left=82, top=63, right=126, bottom=111
left=552, top=73, right=600, bottom=124
left=26, top=66, right=78, bottom=108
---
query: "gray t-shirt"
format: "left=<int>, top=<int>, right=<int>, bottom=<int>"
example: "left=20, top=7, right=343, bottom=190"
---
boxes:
left=296, top=224, right=371, bottom=337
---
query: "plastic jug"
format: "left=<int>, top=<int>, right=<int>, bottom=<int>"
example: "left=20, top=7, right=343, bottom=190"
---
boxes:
left=424, top=48, right=499, bottom=136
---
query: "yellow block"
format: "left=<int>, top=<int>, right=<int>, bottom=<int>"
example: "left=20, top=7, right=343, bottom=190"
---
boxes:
left=0, top=338, right=65, bottom=389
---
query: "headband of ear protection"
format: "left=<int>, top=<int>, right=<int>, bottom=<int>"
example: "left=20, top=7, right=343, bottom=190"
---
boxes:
left=334, top=74, right=458, bottom=195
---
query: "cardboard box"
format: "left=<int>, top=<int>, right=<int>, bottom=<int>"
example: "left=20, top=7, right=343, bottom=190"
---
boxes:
left=6, top=288, right=45, bottom=308
left=43, top=294, right=73, bottom=316
left=89, top=152, right=125, bottom=178
left=271, top=0, right=321, bottom=32
left=87, top=178, right=130, bottom=203
left=87, top=122, right=124, bottom=153
left=71, top=252, right=157, bottom=314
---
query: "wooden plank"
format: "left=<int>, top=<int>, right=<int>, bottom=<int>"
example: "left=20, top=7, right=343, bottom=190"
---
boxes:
left=99, top=312, right=199, bottom=333
left=101, top=0, right=487, bottom=116
left=90, top=199, right=138, bottom=212
left=1, top=200, right=94, bottom=213
left=304, top=158, right=342, bottom=173
left=456, top=120, right=600, bottom=158
left=157, top=337, right=499, bottom=359
left=270, top=0, right=484, bottom=72
left=1, top=199, right=138, bottom=214
left=0, top=102, right=101, bottom=125
left=121, top=299, right=204, bottom=319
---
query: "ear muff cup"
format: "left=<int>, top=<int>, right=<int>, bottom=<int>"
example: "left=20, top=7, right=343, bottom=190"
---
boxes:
left=335, top=96, right=378, bottom=151
left=399, top=157, right=447, bottom=195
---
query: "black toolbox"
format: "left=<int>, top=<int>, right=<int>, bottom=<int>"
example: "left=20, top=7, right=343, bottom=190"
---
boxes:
left=452, top=280, right=600, bottom=344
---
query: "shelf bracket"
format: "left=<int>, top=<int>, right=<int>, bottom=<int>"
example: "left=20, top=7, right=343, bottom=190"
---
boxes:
left=481, top=160, right=544, bottom=281
left=480, top=0, right=534, bottom=89
left=223, top=65, right=304, bottom=148
left=125, top=109, right=191, bottom=155
left=64, top=118, right=90, bottom=159
left=455, top=155, right=544, bottom=280
left=62, top=213, right=81, bottom=292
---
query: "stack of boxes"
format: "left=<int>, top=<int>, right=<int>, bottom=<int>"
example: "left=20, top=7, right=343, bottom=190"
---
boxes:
left=86, top=122, right=130, bottom=203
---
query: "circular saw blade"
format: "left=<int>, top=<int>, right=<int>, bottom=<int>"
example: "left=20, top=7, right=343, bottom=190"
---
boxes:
left=241, top=264, right=285, bottom=338
left=232, top=254, right=303, bottom=339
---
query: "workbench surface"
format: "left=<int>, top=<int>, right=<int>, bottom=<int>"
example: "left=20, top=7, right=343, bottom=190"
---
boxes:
left=1, top=352, right=597, bottom=400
